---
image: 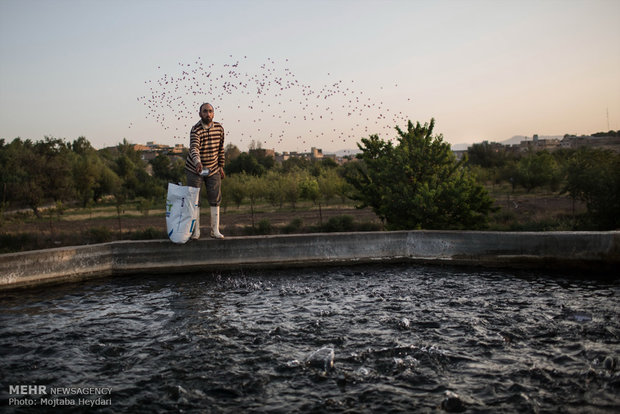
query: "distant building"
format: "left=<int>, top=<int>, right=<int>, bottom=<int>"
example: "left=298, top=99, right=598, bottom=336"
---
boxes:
left=274, top=148, right=349, bottom=164
left=171, top=144, right=186, bottom=154
left=452, top=150, right=467, bottom=160
left=514, top=134, right=564, bottom=152
left=140, top=151, right=159, bottom=162
left=124, top=141, right=188, bottom=161
left=465, top=132, right=620, bottom=155
left=560, top=135, right=620, bottom=152
left=249, top=147, right=275, bottom=159
left=310, top=147, right=323, bottom=159
left=275, top=151, right=290, bottom=163
left=132, top=144, right=150, bottom=152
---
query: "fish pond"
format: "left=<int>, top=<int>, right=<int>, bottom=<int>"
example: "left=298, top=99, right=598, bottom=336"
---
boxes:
left=1, top=264, right=619, bottom=413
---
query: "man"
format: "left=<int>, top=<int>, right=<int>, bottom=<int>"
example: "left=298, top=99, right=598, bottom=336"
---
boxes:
left=184, top=103, right=226, bottom=239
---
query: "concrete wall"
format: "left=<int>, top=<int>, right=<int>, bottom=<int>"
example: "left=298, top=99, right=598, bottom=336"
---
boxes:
left=1, top=231, right=618, bottom=290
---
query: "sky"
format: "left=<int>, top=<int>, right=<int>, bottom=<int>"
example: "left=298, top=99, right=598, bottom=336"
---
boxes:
left=1, top=0, right=619, bottom=154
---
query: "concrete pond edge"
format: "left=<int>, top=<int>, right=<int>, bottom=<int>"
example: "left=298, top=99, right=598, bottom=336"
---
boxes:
left=1, top=230, right=619, bottom=290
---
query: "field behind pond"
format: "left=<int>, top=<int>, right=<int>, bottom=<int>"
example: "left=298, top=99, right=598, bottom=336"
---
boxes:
left=1, top=187, right=586, bottom=254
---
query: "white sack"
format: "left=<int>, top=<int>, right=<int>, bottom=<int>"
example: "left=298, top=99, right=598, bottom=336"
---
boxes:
left=165, top=183, right=200, bottom=244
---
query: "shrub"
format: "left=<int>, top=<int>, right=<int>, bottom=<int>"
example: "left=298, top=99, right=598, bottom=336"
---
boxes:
left=256, top=219, right=273, bottom=235
left=87, top=226, right=112, bottom=243
left=0, top=233, right=38, bottom=253
left=282, top=218, right=304, bottom=234
left=355, top=221, right=383, bottom=232
left=129, top=227, right=166, bottom=240
left=322, top=215, right=355, bottom=232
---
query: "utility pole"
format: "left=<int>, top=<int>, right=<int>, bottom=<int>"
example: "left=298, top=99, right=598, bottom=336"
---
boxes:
left=607, top=107, right=610, bottom=131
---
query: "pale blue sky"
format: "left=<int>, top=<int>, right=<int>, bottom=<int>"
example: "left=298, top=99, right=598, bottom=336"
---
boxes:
left=1, top=0, right=619, bottom=152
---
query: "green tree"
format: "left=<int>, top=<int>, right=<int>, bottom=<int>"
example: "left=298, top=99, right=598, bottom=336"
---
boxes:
left=318, top=168, right=341, bottom=206
left=346, top=119, right=495, bottom=230
left=111, top=179, right=127, bottom=239
left=0, top=138, right=45, bottom=216
left=96, top=165, right=121, bottom=201
left=150, top=153, right=185, bottom=183
left=282, top=171, right=302, bottom=209
left=467, top=141, right=509, bottom=169
left=498, top=159, right=520, bottom=192
left=71, top=136, right=119, bottom=207
left=242, top=173, right=265, bottom=228
left=136, top=197, right=154, bottom=216
left=151, top=153, right=173, bottom=181
left=112, top=140, right=164, bottom=201
left=225, top=143, right=241, bottom=162
left=514, top=151, right=560, bottom=192
left=35, top=137, right=76, bottom=204
left=300, top=175, right=321, bottom=222
left=225, top=152, right=265, bottom=176
left=467, top=141, right=516, bottom=187
left=563, top=148, right=620, bottom=229
left=250, top=150, right=275, bottom=171
left=263, top=170, right=286, bottom=208
left=222, top=173, right=246, bottom=209
left=320, top=157, right=339, bottom=170
left=315, top=169, right=344, bottom=224
left=281, top=156, right=310, bottom=173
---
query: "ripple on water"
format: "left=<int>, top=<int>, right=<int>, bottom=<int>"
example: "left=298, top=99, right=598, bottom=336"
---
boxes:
left=0, top=264, right=618, bottom=413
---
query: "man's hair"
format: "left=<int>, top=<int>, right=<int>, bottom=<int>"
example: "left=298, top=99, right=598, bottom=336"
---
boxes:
left=199, top=103, right=213, bottom=112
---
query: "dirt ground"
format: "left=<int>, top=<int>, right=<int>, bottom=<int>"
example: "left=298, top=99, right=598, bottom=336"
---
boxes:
left=2, top=205, right=381, bottom=238
left=1, top=194, right=586, bottom=252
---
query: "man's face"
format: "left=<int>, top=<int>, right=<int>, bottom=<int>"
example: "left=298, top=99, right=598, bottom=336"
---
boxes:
left=200, top=104, right=214, bottom=124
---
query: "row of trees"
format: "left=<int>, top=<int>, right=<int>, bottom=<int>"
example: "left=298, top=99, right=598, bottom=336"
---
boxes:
left=0, top=137, right=183, bottom=219
left=467, top=141, right=620, bottom=228
left=222, top=168, right=347, bottom=226
left=0, top=136, right=350, bottom=222
left=1, top=121, right=618, bottom=231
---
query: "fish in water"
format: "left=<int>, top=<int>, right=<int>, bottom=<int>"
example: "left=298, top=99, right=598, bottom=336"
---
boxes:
left=305, top=347, right=335, bottom=371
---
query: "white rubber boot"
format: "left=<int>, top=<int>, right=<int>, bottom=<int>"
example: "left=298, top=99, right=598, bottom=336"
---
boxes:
left=191, top=207, right=200, bottom=239
left=210, top=206, right=224, bottom=239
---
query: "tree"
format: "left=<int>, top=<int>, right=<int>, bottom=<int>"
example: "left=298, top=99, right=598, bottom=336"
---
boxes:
left=263, top=170, right=286, bottom=208
left=0, top=138, right=45, bottom=216
left=150, top=153, right=173, bottom=181
left=222, top=173, right=246, bottom=208
left=514, top=151, right=560, bottom=193
left=320, top=157, right=339, bottom=170
left=467, top=141, right=508, bottom=169
left=225, top=152, right=265, bottom=176
left=563, top=148, right=620, bottom=229
left=282, top=171, right=302, bottom=209
left=35, top=137, right=75, bottom=203
left=300, top=175, right=321, bottom=223
left=467, top=141, right=515, bottom=187
left=225, top=143, right=241, bottom=162
left=281, top=156, right=310, bottom=173
left=71, top=136, right=117, bottom=207
left=95, top=164, right=121, bottom=202
left=316, top=169, right=342, bottom=224
left=242, top=173, right=265, bottom=228
left=345, top=119, right=495, bottom=230
left=318, top=168, right=341, bottom=204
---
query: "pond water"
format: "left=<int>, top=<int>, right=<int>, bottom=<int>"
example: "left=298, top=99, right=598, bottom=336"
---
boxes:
left=1, top=264, right=619, bottom=413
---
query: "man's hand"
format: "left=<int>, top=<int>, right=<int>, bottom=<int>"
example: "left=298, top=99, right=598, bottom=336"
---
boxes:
left=195, top=162, right=203, bottom=174
left=220, top=169, right=226, bottom=179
